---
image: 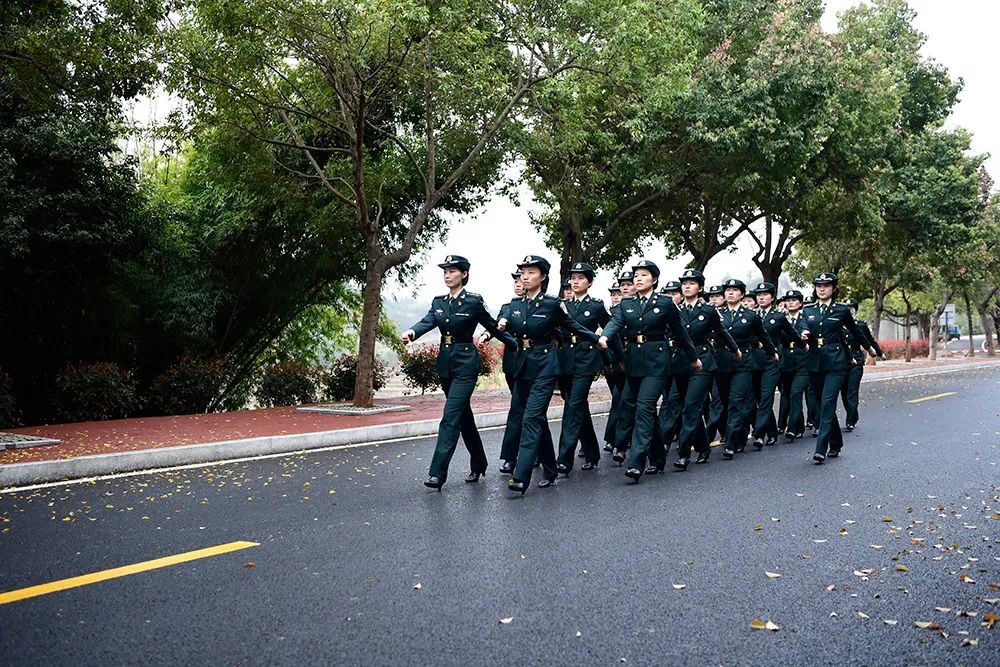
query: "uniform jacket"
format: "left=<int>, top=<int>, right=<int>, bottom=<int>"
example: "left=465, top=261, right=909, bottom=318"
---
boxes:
left=601, top=291, right=697, bottom=378
left=409, top=290, right=513, bottom=378
left=676, top=300, right=738, bottom=374
left=781, top=311, right=811, bottom=373
left=497, top=299, right=518, bottom=377
left=558, top=294, right=611, bottom=376
left=505, top=292, right=599, bottom=380
left=800, top=302, right=867, bottom=372
left=755, top=307, right=802, bottom=369
left=719, top=305, right=777, bottom=373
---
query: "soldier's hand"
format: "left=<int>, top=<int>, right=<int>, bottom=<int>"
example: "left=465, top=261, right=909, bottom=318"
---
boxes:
left=597, top=336, right=609, bottom=350
left=772, top=353, right=780, bottom=363
left=401, top=329, right=415, bottom=344
left=497, top=318, right=508, bottom=332
left=800, top=331, right=810, bottom=339
left=478, top=332, right=491, bottom=343
left=734, top=350, right=742, bottom=361
left=693, top=358, right=703, bottom=371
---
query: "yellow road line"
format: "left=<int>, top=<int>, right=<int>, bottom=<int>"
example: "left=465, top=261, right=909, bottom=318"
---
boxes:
left=0, top=540, right=259, bottom=605
left=906, top=392, right=957, bottom=404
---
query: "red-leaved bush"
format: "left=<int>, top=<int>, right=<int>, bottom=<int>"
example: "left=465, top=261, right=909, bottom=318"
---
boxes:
left=878, top=339, right=930, bottom=359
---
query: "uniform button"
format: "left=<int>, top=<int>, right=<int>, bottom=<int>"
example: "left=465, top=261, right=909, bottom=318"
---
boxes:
left=445, top=319, right=449, bottom=323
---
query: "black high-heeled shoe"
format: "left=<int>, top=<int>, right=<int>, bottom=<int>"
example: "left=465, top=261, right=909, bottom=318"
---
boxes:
left=465, top=471, right=484, bottom=483
left=602, top=443, right=613, bottom=453
left=424, top=476, right=444, bottom=490
left=498, top=461, right=515, bottom=475
left=695, top=450, right=710, bottom=464
left=644, top=464, right=662, bottom=475
left=508, top=479, right=528, bottom=495
left=612, top=450, right=626, bottom=466
left=812, top=452, right=825, bottom=464
left=765, top=436, right=777, bottom=446
left=752, top=438, right=764, bottom=451
left=722, top=448, right=735, bottom=460
left=673, top=457, right=689, bottom=471
left=625, top=467, right=642, bottom=482
left=538, top=478, right=555, bottom=488
left=581, top=462, right=596, bottom=471
left=556, top=463, right=570, bottom=477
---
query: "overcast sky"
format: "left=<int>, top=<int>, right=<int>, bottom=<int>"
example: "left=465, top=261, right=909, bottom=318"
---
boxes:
left=388, top=0, right=999, bottom=312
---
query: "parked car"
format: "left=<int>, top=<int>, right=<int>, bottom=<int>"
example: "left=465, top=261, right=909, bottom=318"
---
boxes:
left=937, top=325, right=960, bottom=341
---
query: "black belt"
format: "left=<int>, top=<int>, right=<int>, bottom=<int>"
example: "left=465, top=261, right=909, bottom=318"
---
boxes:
left=441, top=336, right=473, bottom=346
left=519, top=337, right=557, bottom=350
left=626, top=334, right=666, bottom=344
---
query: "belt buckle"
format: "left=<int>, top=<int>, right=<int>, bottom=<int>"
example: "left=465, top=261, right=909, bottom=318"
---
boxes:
left=817, top=337, right=824, bottom=347
left=635, top=335, right=646, bottom=344
left=521, top=338, right=533, bottom=350
left=442, top=335, right=454, bottom=345
left=569, top=335, right=579, bottom=345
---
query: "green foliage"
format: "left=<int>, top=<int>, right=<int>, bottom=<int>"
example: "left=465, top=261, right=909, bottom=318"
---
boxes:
left=322, top=355, right=389, bottom=402
left=0, top=369, right=19, bottom=428
left=257, top=362, right=319, bottom=407
left=149, top=357, right=232, bottom=416
left=54, top=363, right=139, bottom=423
left=400, top=346, right=441, bottom=394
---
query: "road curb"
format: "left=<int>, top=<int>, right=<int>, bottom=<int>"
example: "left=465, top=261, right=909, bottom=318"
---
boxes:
left=0, top=400, right=612, bottom=488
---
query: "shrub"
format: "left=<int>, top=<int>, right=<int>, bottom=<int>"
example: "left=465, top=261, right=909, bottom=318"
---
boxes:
left=476, top=340, right=502, bottom=376
left=400, top=345, right=441, bottom=394
left=150, top=357, right=230, bottom=415
left=257, top=362, right=318, bottom=407
left=878, top=338, right=930, bottom=359
left=54, top=362, right=138, bottom=423
left=0, top=369, right=19, bottom=428
left=322, top=354, right=388, bottom=401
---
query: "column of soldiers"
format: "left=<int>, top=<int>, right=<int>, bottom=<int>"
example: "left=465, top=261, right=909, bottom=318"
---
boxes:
left=404, top=255, right=886, bottom=494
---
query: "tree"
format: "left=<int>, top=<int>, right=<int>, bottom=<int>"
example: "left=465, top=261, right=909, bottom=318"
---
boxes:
left=169, top=0, right=601, bottom=406
left=519, top=0, right=702, bottom=281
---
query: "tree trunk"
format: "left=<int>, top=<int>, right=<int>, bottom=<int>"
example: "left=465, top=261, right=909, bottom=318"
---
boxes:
left=871, top=279, right=887, bottom=340
left=977, top=301, right=996, bottom=356
left=902, top=290, right=913, bottom=363
left=352, top=264, right=383, bottom=407
left=963, top=290, right=976, bottom=357
left=559, top=204, right=584, bottom=286
left=928, top=290, right=953, bottom=361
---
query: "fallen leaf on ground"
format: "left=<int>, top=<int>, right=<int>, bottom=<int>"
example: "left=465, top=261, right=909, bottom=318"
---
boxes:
left=765, top=621, right=780, bottom=631
left=960, top=573, right=976, bottom=584
left=576, top=631, right=582, bottom=638
left=413, top=583, right=422, bottom=590
left=913, top=621, right=941, bottom=630
left=883, top=619, right=897, bottom=626
left=870, top=544, right=883, bottom=549
left=754, top=524, right=764, bottom=532
left=960, top=638, right=980, bottom=646
left=935, top=607, right=951, bottom=613
left=244, top=562, right=256, bottom=569
left=672, top=584, right=687, bottom=590
left=765, top=571, right=782, bottom=579
left=826, top=584, right=837, bottom=591
left=813, top=539, right=828, bottom=543
left=982, top=613, right=998, bottom=629
left=896, top=564, right=909, bottom=572
left=881, top=516, right=894, bottom=522
left=858, top=611, right=870, bottom=619
left=499, top=617, right=513, bottom=625
left=750, top=619, right=767, bottom=630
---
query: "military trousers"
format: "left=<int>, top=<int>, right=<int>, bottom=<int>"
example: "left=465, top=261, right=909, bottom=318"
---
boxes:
left=429, top=375, right=488, bottom=481
left=500, top=373, right=554, bottom=466
left=604, top=371, right=626, bottom=448
left=778, top=369, right=810, bottom=435
left=723, top=369, right=754, bottom=452
left=511, top=376, right=559, bottom=484
left=676, top=371, right=713, bottom=459
left=705, top=374, right=730, bottom=443
left=805, top=383, right=818, bottom=427
left=658, top=381, right=683, bottom=448
left=557, top=373, right=601, bottom=469
left=840, top=361, right=864, bottom=427
left=753, top=362, right=783, bottom=440
left=810, top=370, right=846, bottom=456
left=618, top=375, right=667, bottom=471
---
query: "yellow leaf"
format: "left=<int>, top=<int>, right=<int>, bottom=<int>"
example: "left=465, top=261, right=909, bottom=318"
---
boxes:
left=983, top=612, right=998, bottom=629
left=754, top=524, right=764, bottom=532
left=881, top=516, right=894, bottom=522
left=960, top=573, right=976, bottom=584
left=895, top=564, right=909, bottom=572
left=749, top=619, right=767, bottom=630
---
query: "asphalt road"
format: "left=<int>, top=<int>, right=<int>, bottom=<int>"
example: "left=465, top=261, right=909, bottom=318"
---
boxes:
left=1, top=365, right=998, bottom=666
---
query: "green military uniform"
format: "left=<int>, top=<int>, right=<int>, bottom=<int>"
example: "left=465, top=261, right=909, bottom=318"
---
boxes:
left=506, top=255, right=599, bottom=494
left=600, top=260, right=697, bottom=481
left=407, top=256, right=514, bottom=488
left=556, top=262, right=611, bottom=473
left=751, top=282, right=802, bottom=447
left=649, top=280, right=685, bottom=471
left=704, top=285, right=729, bottom=445
left=776, top=290, right=811, bottom=440
left=800, top=273, right=868, bottom=463
left=671, top=270, right=739, bottom=467
left=717, top=279, right=778, bottom=459
left=839, top=298, right=884, bottom=430
left=602, top=279, right=626, bottom=452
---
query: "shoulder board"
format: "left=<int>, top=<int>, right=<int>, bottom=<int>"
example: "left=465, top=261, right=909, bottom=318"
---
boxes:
left=464, top=292, right=482, bottom=300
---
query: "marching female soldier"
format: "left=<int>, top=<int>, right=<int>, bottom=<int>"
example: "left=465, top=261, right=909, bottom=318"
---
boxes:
left=603, top=271, right=632, bottom=455
left=716, top=279, right=778, bottom=460
left=556, top=262, right=611, bottom=474
left=776, top=290, right=811, bottom=441
left=651, top=280, right=686, bottom=470
left=598, top=260, right=699, bottom=483
left=840, top=298, right=885, bottom=431
left=751, top=282, right=802, bottom=448
left=703, top=285, right=729, bottom=446
left=671, top=270, right=739, bottom=469
left=498, top=255, right=600, bottom=494
left=799, top=273, right=869, bottom=463
left=401, top=255, right=515, bottom=489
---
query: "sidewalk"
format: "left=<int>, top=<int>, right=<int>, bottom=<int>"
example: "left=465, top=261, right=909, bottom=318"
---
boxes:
left=1, top=356, right=997, bottom=488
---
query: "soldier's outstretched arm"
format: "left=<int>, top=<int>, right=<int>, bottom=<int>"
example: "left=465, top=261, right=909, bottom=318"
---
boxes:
left=751, top=313, right=778, bottom=355
left=406, top=303, right=439, bottom=341
left=665, top=303, right=698, bottom=360
left=559, top=302, right=600, bottom=343
left=476, top=300, right=516, bottom=347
